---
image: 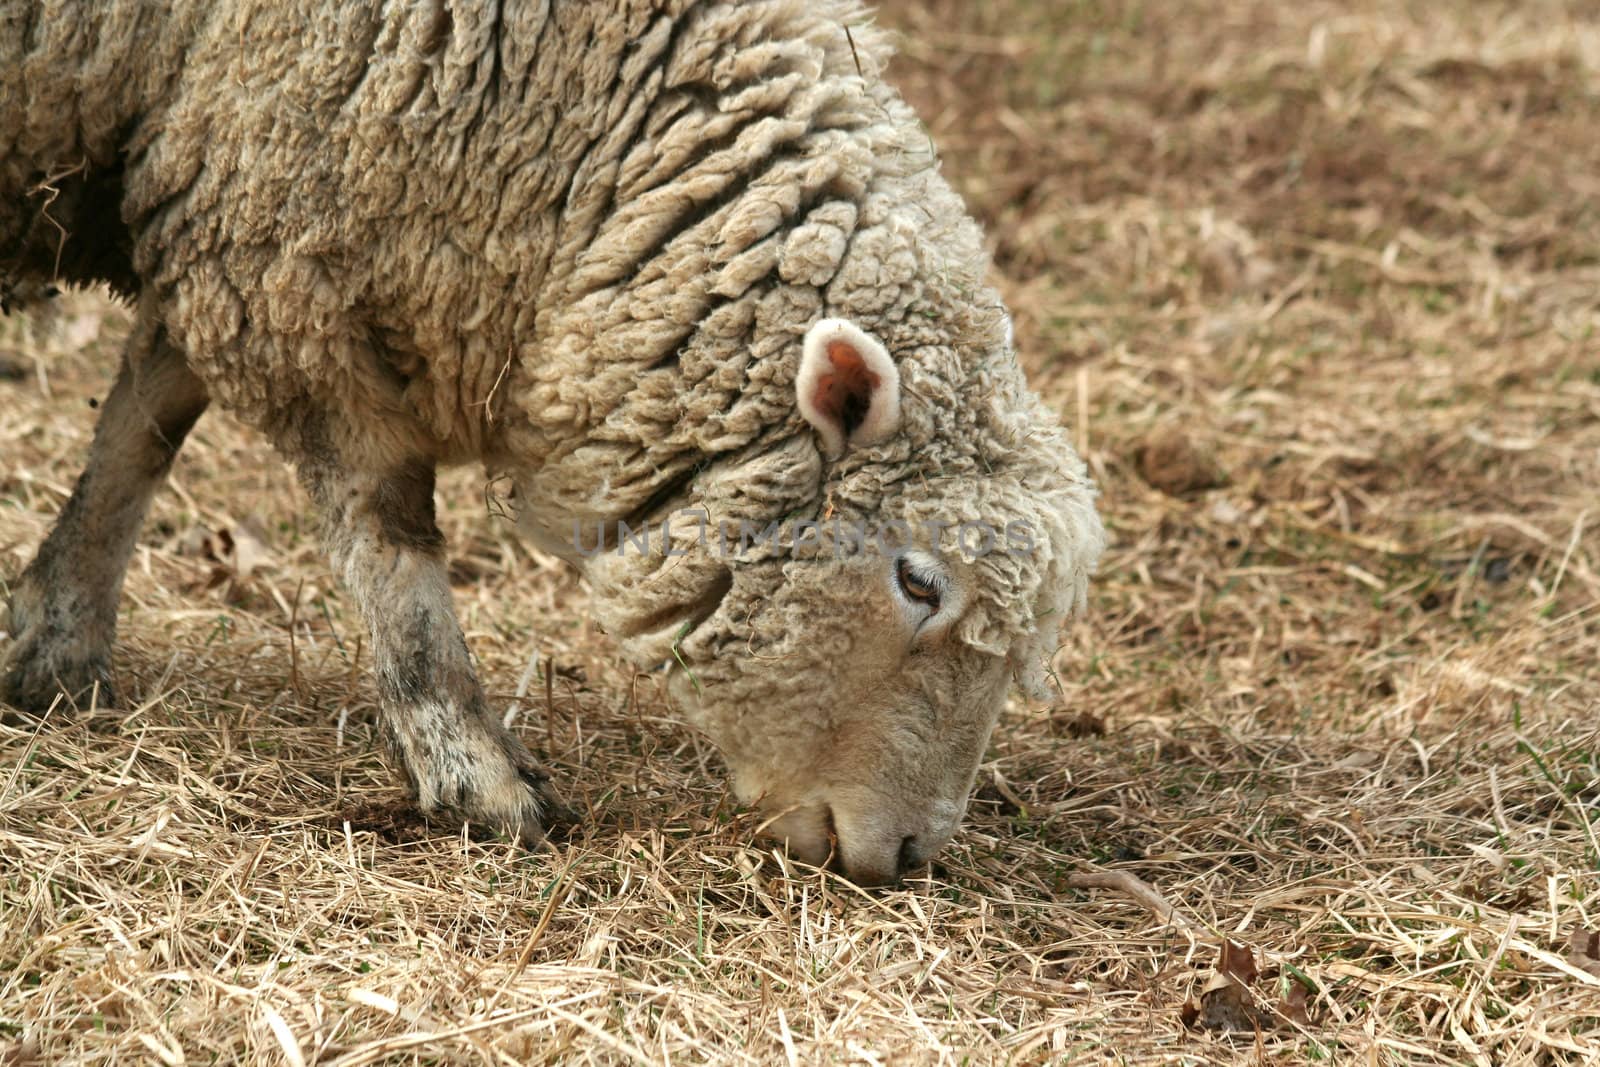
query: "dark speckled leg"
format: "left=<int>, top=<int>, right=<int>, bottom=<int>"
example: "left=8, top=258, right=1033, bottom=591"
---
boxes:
left=295, top=429, right=562, bottom=844
left=2, top=309, right=207, bottom=715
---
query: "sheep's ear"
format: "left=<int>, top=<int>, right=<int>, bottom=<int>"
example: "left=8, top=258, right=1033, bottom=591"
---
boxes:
left=796, top=318, right=901, bottom=458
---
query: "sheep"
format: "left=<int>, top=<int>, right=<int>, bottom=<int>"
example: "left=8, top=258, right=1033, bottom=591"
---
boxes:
left=0, top=0, right=1104, bottom=886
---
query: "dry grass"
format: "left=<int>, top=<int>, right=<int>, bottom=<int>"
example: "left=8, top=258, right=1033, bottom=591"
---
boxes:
left=4, top=1, right=1600, bottom=1062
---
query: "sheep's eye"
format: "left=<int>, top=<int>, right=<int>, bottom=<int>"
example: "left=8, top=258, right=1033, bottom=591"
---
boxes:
left=896, top=557, right=942, bottom=613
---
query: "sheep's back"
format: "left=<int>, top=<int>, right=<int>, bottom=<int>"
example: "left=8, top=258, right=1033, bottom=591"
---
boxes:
left=1, top=0, right=923, bottom=474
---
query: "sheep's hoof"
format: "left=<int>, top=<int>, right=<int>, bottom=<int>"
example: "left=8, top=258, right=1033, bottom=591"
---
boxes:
left=422, top=770, right=573, bottom=847
left=0, top=639, right=117, bottom=719
left=1, top=589, right=117, bottom=718
left=408, top=724, right=574, bottom=847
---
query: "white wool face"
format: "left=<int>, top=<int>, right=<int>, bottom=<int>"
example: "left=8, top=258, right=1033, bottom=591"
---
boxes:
left=568, top=291, right=1104, bottom=882
left=795, top=318, right=902, bottom=458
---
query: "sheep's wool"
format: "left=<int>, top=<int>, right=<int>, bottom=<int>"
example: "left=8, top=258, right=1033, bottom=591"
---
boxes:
left=2, top=1, right=1102, bottom=738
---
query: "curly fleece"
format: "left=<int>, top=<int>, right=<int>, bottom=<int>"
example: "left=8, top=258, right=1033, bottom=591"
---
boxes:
left=2, top=0, right=1101, bottom=771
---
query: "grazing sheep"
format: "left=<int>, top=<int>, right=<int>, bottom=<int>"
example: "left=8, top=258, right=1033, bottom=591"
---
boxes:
left=0, top=0, right=1103, bottom=885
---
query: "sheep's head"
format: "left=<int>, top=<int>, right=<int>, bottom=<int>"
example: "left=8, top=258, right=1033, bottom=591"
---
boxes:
left=578, top=312, right=1103, bottom=885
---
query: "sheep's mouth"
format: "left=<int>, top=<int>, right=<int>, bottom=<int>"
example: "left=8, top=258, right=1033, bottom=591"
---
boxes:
left=821, top=805, right=843, bottom=874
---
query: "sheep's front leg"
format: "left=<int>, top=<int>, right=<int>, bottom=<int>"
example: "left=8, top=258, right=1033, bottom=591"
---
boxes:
left=300, top=443, right=560, bottom=844
left=2, top=317, right=207, bottom=713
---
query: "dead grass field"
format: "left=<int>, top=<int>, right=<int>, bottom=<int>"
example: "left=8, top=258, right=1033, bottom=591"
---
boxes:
left=4, top=1, right=1600, bottom=1063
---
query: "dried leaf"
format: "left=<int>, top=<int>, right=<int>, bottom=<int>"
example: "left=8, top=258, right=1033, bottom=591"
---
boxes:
left=1218, top=939, right=1260, bottom=985
left=1057, top=708, right=1106, bottom=738
left=1276, top=980, right=1312, bottom=1027
left=1568, top=928, right=1600, bottom=978
left=229, top=524, right=269, bottom=579
left=1135, top=427, right=1226, bottom=496
left=1182, top=941, right=1318, bottom=1034
left=177, top=522, right=272, bottom=584
left=1191, top=970, right=1258, bottom=1032
left=1181, top=940, right=1264, bottom=1033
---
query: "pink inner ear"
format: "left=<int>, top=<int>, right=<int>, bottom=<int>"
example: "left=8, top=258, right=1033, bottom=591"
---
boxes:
left=813, top=340, right=880, bottom=438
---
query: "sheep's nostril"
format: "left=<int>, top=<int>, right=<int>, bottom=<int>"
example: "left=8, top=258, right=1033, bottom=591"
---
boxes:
left=895, top=834, right=920, bottom=880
